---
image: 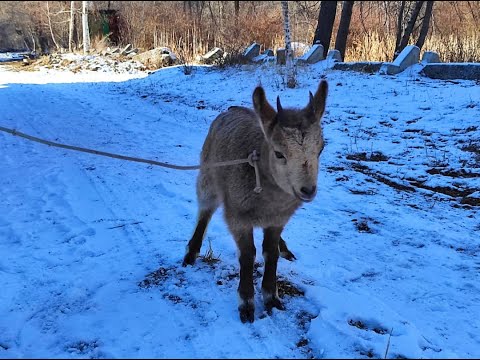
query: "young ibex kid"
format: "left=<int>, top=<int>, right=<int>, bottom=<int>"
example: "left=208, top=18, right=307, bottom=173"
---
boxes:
left=183, top=80, right=328, bottom=323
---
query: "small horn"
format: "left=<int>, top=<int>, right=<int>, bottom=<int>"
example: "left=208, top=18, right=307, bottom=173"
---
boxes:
left=308, top=91, right=315, bottom=113
left=276, top=95, right=283, bottom=113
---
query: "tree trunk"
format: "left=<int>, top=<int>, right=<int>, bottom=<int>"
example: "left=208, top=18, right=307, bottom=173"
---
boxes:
left=281, top=1, right=296, bottom=88
left=395, top=1, right=424, bottom=59
left=395, top=1, right=406, bottom=53
left=334, top=1, right=354, bottom=61
left=234, top=1, right=240, bottom=26
left=415, top=1, right=434, bottom=50
left=69, top=1, right=75, bottom=52
left=73, top=6, right=79, bottom=49
left=46, top=1, right=60, bottom=51
left=313, top=1, right=338, bottom=58
left=234, top=1, right=240, bottom=17
left=82, top=0, right=90, bottom=54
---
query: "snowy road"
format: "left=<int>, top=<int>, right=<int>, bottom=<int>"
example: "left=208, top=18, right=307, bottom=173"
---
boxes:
left=0, top=63, right=479, bottom=358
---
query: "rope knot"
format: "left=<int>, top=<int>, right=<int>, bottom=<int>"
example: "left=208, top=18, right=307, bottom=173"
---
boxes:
left=248, top=150, right=262, bottom=194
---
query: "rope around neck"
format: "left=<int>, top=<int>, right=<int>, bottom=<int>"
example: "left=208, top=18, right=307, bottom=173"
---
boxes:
left=0, top=125, right=263, bottom=193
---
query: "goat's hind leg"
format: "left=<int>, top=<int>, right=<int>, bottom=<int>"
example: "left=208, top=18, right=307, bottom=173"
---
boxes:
left=279, top=236, right=296, bottom=261
left=183, top=207, right=215, bottom=266
left=183, top=171, right=218, bottom=266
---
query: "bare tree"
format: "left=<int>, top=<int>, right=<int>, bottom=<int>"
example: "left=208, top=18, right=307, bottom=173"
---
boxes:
left=68, top=1, right=75, bottom=52
left=395, top=1, right=424, bottom=59
left=415, top=1, right=434, bottom=50
left=46, top=1, right=60, bottom=51
left=313, top=1, right=338, bottom=58
left=395, top=1, right=406, bottom=54
left=334, top=1, right=354, bottom=61
left=82, top=0, right=90, bottom=54
left=234, top=1, right=240, bottom=18
left=281, top=1, right=296, bottom=88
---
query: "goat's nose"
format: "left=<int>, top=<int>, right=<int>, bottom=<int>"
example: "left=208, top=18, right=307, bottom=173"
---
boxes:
left=300, top=185, right=317, bottom=197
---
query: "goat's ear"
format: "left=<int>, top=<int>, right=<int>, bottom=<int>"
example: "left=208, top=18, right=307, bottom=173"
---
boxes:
left=307, top=80, right=328, bottom=123
left=253, top=86, right=277, bottom=137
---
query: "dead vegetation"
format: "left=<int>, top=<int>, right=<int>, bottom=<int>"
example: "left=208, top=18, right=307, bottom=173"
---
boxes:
left=461, top=142, right=480, bottom=155
left=347, top=155, right=480, bottom=207
left=13, top=52, right=146, bottom=73
left=352, top=219, right=374, bottom=233
left=348, top=319, right=388, bottom=335
left=1, top=2, right=479, bottom=63
left=277, top=278, right=305, bottom=298
left=199, top=239, right=221, bottom=266
left=409, top=180, right=477, bottom=203
left=426, top=168, right=480, bottom=179
left=346, top=151, right=389, bottom=162
left=138, top=267, right=170, bottom=289
left=350, top=163, right=416, bottom=193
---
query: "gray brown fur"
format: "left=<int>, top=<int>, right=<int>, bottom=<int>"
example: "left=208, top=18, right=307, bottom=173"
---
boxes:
left=183, top=80, right=328, bottom=323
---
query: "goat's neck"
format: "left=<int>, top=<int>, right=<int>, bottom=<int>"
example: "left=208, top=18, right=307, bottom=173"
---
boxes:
left=258, top=141, right=276, bottom=187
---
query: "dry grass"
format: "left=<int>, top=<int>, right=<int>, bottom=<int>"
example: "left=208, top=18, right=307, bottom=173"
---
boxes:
left=346, top=31, right=396, bottom=63
left=344, top=30, right=480, bottom=63
left=6, top=2, right=477, bottom=64
left=113, top=2, right=284, bottom=64
left=90, top=34, right=111, bottom=54
left=384, top=328, right=394, bottom=359
left=200, top=239, right=220, bottom=265
left=424, top=30, right=479, bottom=63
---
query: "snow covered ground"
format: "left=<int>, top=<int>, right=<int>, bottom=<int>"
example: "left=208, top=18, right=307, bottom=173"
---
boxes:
left=0, top=60, right=479, bottom=359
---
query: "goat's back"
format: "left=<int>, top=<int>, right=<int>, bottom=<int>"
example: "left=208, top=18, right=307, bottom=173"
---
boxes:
left=201, top=106, right=263, bottom=164
left=198, top=106, right=263, bottom=211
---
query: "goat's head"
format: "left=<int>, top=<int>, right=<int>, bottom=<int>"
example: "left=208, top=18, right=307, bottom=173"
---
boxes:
left=253, top=80, right=328, bottom=202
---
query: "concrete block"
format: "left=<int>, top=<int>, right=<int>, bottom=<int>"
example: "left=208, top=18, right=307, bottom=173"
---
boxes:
left=263, top=49, right=274, bottom=56
left=276, top=48, right=286, bottom=65
left=252, top=54, right=269, bottom=63
left=243, top=42, right=260, bottom=61
left=421, top=51, right=440, bottom=64
left=297, top=44, right=324, bottom=64
left=121, top=44, right=132, bottom=56
left=327, top=49, right=342, bottom=62
left=201, top=47, right=224, bottom=64
left=381, top=45, right=420, bottom=74
left=379, top=63, right=401, bottom=75
left=393, top=45, right=420, bottom=68
left=421, top=63, right=480, bottom=80
left=333, top=62, right=384, bottom=73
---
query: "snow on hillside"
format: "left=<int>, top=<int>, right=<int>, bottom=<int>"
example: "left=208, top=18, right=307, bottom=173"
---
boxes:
left=0, top=60, right=479, bottom=359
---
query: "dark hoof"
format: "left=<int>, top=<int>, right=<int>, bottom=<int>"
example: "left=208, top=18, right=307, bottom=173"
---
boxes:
left=265, top=297, right=285, bottom=315
left=280, top=249, right=296, bottom=261
left=239, top=303, right=255, bottom=323
left=182, top=252, right=197, bottom=267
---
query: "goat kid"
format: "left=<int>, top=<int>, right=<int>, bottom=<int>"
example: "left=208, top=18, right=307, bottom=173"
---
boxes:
left=183, top=80, right=328, bottom=323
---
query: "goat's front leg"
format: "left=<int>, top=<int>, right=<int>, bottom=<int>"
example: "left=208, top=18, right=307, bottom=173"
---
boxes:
left=262, top=227, right=285, bottom=314
left=233, top=228, right=256, bottom=323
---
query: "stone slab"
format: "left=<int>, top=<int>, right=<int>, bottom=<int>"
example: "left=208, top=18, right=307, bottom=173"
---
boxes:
left=333, top=62, right=384, bottom=73
left=327, top=49, right=342, bottom=62
left=421, top=51, right=440, bottom=64
left=421, top=63, right=480, bottom=80
left=244, top=42, right=260, bottom=60
left=297, top=44, right=324, bottom=64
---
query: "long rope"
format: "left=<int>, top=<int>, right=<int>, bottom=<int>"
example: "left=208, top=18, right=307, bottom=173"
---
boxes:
left=0, top=125, right=263, bottom=191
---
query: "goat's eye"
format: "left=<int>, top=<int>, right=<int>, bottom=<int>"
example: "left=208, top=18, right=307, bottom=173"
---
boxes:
left=274, top=151, right=285, bottom=159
